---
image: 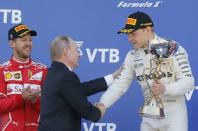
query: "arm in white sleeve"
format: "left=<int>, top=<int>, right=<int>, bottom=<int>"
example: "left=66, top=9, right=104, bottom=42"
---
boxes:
left=104, top=74, right=113, bottom=86
left=100, top=51, right=135, bottom=108
left=164, top=45, right=195, bottom=96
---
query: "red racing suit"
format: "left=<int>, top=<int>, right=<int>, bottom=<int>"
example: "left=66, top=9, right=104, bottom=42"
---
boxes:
left=0, top=57, right=47, bottom=131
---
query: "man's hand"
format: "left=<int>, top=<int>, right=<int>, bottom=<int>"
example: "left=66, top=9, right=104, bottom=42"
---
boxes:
left=22, top=86, right=32, bottom=100
left=151, top=80, right=165, bottom=96
left=22, top=87, right=38, bottom=103
left=95, top=102, right=107, bottom=118
left=112, top=64, right=124, bottom=79
left=26, top=93, right=38, bottom=103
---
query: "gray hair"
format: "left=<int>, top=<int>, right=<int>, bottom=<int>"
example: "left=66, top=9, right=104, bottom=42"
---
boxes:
left=50, top=36, right=71, bottom=60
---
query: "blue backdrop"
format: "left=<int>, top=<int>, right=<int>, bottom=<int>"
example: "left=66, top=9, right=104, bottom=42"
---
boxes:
left=0, top=0, right=197, bottom=131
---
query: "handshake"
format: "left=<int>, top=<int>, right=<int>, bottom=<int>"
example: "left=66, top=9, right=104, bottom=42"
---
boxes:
left=93, top=65, right=124, bottom=119
left=94, top=102, right=107, bottom=119
left=22, top=86, right=41, bottom=103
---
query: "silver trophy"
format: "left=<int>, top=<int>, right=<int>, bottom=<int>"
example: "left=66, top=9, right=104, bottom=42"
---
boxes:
left=139, top=42, right=175, bottom=119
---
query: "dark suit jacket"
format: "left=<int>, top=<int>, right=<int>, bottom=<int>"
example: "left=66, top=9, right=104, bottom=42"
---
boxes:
left=38, top=61, right=108, bottom=131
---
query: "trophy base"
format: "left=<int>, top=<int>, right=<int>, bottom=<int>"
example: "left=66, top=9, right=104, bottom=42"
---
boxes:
left=139, top=106, right=165, bottom=119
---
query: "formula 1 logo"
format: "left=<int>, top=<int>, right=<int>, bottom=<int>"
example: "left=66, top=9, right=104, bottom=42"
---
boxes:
left=117, top=1, right=163, bottom=8
left=76, top=41, right=120, bottom=63
left=185, top=86, right=198, bottom=101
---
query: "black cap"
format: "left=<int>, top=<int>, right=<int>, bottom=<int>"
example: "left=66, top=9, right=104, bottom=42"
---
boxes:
left=8, top=23, right=37, bottom=40
left=118, top=11, right=154, bottom=34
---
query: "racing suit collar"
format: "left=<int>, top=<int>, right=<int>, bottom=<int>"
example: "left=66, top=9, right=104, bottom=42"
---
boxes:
left=10, top=56, right=32, bottom=68
left=148, top=33, right=159, bottom=45
left=149, top=33, right=167, bottom=45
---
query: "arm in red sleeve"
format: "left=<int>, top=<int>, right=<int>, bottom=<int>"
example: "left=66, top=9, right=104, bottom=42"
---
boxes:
left=0, top=93, right=24, bottom=114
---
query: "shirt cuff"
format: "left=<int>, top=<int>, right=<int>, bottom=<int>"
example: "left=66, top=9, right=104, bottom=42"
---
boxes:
left=104, top=74, right=113, bottom=86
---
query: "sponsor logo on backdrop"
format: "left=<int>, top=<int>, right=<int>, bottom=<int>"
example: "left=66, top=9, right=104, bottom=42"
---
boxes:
left=117, top=1, right=163, bottom=8
left=186, top=86, right=198, bottom=101
left=83, top=122, right=116, bottom=131
left=0, top=9, right=22, bottom=24
left=76, top=41, right=119, bottom=63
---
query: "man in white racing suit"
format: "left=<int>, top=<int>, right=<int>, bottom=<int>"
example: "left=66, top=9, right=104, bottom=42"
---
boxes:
left=99, top=11, right=194, bottom=131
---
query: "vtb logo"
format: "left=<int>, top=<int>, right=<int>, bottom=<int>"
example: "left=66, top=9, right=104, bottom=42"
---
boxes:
left=0, top=9, right=22, bottom=24
left=76, top=41, right=120, bottom=63
left=185, top=86, right=198, bottom=101
left=83, top=122, right=116, bottom=131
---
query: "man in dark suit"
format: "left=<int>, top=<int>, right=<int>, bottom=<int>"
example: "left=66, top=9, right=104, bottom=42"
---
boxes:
left=38, top=36, right=120, bottom=131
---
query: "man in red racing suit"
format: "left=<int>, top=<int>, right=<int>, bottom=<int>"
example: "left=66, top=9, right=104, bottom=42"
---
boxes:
left=0, top=24, right=47, bottom=131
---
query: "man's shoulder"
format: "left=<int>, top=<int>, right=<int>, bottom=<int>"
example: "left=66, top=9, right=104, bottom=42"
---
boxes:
left=64, top=71, right=79, bottom=81
left=31, top=60, right=47, bottom=69
left=48, top=66, right=78, bottom=81
left=0, top=60, right=11, bottom=69
left=159, top=36, right=180, bottom=45
left=156, top=35, right=181, bottom=55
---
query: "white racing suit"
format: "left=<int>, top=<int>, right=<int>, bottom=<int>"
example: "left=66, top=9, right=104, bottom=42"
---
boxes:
left=100, top=34, right=194, bottom=131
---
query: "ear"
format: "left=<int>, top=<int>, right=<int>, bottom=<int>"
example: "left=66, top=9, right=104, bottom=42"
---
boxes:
left=63, top=47, right=69, bottom=56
